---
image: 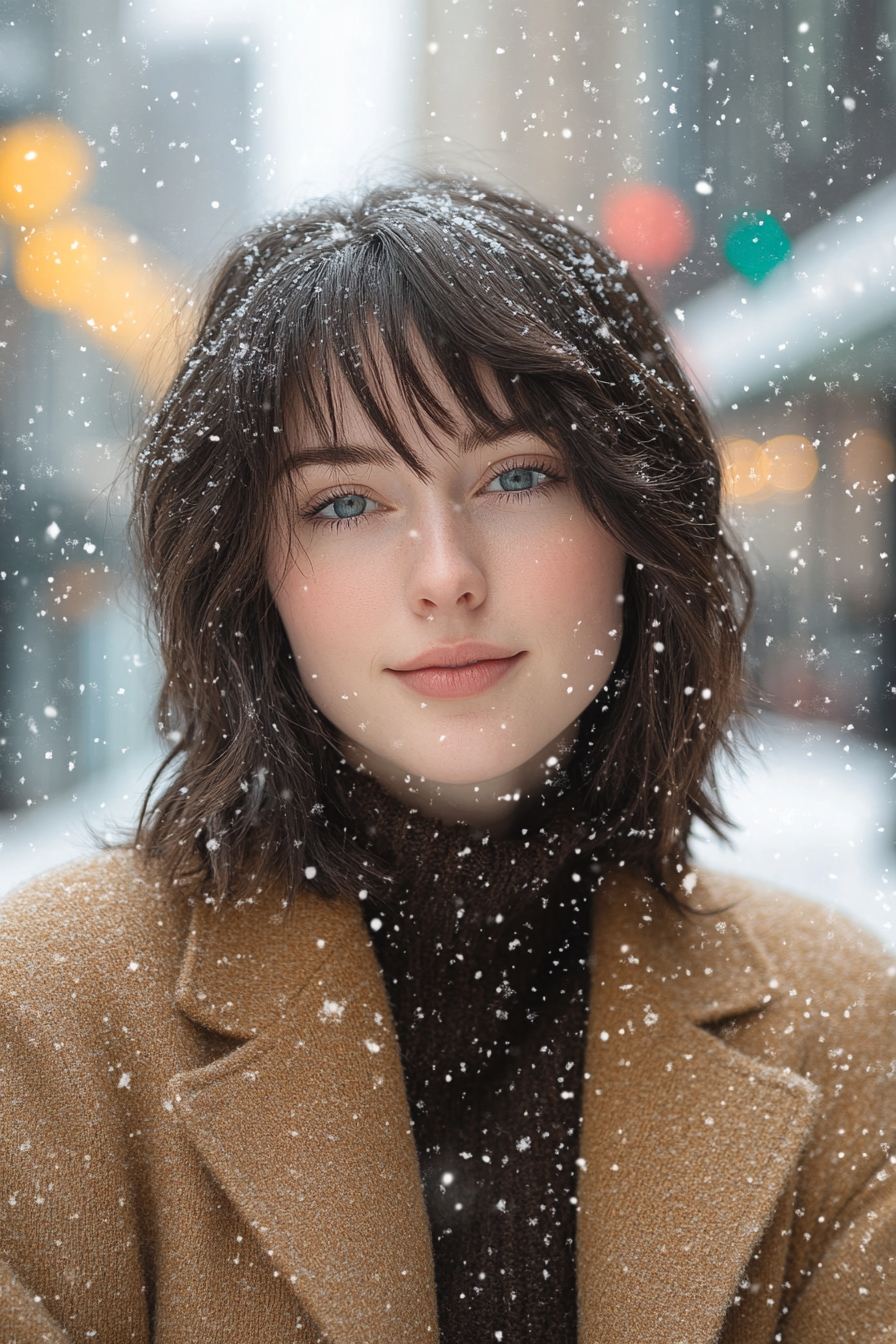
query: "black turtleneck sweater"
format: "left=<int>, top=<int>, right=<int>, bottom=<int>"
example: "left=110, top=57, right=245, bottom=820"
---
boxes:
left=349, top=775, right=593, bottom=1343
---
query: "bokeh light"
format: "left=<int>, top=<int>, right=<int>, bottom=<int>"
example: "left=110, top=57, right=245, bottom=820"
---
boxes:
left=0, top=118, right=93, bottom=228
left=720, top=437, right=764, bottom=498
left=723, top=211, right=791, bottom=285
left=601, top=182, right=694, bottom=269
left=15, top=215, right=103, bottom=309
left=842, top=428, right=895, bottom=490
left=721, top=433, right=818, bottom=499
left=14, top=209, right=181, bottom=394
left=761, top=435, right=818, bottom=492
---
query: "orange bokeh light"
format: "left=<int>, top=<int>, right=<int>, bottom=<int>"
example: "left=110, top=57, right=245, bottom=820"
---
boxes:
left=842, top=429, right=895, bottom=490
left=0, top=118, right=93, bottom=227
left=601, top=183, right=694, bottom=270
left=721, top=434, right=818, bottom=500
left=0, top=115, right=184, bottom=393
left=15, top=215, right=102, bottom=308
left=760, top=435, right=818, bottom=493
left=720, top=437, right=764, bottom=498
left=14, top=210, right=182, bottom=394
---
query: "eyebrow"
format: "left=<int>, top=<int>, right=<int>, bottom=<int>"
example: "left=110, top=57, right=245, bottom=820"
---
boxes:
left=281, top=424, right=535, bottom=475
left=283, top=444, right=398, bottom=474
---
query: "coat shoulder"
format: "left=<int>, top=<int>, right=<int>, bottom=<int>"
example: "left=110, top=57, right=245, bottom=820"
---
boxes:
left=696, top=868, right=896, bottom=1005
left=693, top=869, right=896, bottom=1104
left=0, top=848, right=190, bottom=1009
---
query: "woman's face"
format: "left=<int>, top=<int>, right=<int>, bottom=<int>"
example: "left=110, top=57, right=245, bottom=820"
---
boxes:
left=268, top=367, right=626, bottom=824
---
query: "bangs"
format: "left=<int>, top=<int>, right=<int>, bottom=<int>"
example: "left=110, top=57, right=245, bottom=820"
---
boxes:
left=215, top=181, right=702, bottom=538
left=281, top=305, right=526, bottom=481
left=269, top=238, right=585, bottom=479
left=221, top=183, right=653, bottom=492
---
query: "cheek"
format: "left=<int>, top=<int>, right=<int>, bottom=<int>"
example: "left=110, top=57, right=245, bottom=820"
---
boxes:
left=272, top=555, right=384, bottom=678
left=508, top=520, right=625, bottom=649
left=579, top=538, right=627, bottom=632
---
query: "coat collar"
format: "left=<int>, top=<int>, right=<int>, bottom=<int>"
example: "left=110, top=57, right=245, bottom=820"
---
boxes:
left=170, top=870, right=819, bottom=1344
left=169, top=885, right=439, bottom=1342
left=173, top=883, right=366, bottom=1041
left=576, top=870, right=821, bottom=1343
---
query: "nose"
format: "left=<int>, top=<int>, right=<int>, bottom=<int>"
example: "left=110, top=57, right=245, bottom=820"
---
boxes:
left=404, top=505, right=487, bottom=616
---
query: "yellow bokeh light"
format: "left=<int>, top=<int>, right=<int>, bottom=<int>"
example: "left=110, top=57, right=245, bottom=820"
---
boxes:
left=0, top=118, right=93, bottom=227
left=842, top=429, right=895, bottom=490
left=760, top=435, right=818, bottom=493
left=15, top=215, right=102, bottom=308
left=720, top=437, right=764, bottom=498
left=14, top=209, right=184, bottom=396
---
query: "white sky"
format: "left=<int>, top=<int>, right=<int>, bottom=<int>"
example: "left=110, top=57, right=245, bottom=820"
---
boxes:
left=124, top=0, right=424, bottom=210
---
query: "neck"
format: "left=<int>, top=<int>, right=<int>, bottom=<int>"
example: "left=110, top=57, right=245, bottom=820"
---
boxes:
left=339, top=725, right=579, bottom=838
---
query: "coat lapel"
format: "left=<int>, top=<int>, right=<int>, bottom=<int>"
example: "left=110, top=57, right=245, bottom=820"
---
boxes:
left=168, top=869, right=821, bottom=1344
left=577, top=872, right=821, bottom=1344
left=168, top=887, right=438, bottom=1343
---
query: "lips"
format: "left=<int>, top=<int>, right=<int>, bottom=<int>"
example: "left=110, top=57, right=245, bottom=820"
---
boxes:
left=391, top=642, right=519, bottom=673
left=387, top=643, right=525, bottom=700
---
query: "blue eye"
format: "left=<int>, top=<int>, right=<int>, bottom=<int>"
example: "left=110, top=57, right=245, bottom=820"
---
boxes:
left=319, top=493, right=372, bottom=519
left=487, top=468, right=548, bottom=493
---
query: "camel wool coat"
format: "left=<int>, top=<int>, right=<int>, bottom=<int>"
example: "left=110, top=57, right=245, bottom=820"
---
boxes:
left=0, top=848, right=894, bottom=1343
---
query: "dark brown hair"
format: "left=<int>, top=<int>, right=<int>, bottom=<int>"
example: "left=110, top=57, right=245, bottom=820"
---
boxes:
left=130, top=175, right=751, bottom=900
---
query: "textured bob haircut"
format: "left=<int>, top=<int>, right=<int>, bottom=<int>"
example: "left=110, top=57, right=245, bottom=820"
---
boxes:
left=131, top=175, right=751, bottom=901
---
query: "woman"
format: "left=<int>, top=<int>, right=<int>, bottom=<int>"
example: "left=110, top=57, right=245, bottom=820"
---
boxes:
left=1, top=177, right=893, bottom=1343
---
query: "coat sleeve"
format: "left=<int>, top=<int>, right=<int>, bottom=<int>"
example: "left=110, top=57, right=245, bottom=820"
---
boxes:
left=728, top=897, right=896, bottom=1343
left=781, top=1169, right=896, bottom=1342
left=0, top=875, right=151, bottom=1344
left=0, top=1264, right=70, bottom=1344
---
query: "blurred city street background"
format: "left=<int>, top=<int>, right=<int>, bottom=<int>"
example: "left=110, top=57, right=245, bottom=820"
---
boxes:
left=2, top=0, right=895, bottom=946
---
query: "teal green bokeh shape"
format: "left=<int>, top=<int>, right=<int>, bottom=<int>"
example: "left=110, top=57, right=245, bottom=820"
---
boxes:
left=723, top=213, right=791, bottom=284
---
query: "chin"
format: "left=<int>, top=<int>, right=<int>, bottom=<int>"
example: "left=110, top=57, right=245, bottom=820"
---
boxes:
left=383, top=734, right=544, bottom=790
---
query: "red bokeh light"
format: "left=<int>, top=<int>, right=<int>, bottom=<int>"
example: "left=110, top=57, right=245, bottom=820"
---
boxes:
left=601, top=183, right=694, bottom=270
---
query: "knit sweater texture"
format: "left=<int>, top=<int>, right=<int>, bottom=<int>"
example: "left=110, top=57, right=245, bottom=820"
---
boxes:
left=351, top=774, right=592, bottom=1343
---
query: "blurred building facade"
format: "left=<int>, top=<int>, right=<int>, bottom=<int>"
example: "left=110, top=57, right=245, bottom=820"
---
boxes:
left=0, top=0, right=253, bottom=808
left=1, top=0, right=894, bottom=817
left=643, top=1, right=896, bottom=739
left=422, top=0, right=896, bottom=739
